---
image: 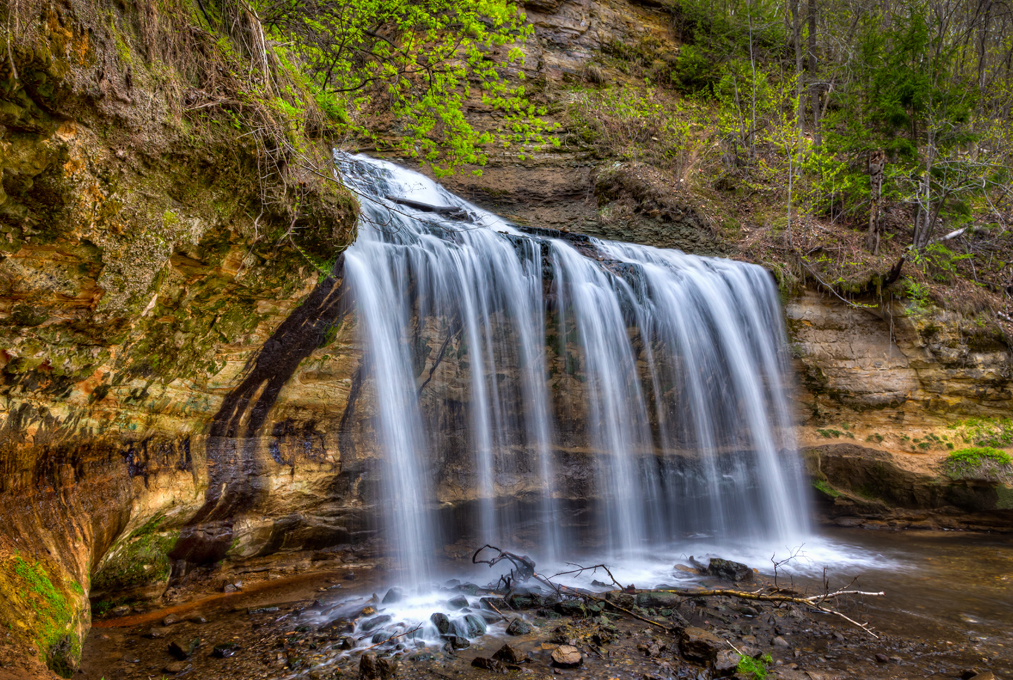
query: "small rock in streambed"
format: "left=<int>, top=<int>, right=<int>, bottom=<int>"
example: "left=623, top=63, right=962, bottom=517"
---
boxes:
left=163, top=660, right=191, bottom=675
left=146, top=626, right=171, bottom=639
left=492, top=643, right=528, bottom=664
left=637, top=640, right=666, bottom=657
left=162, top=614, right=181, bottom=626
left=875, top=653, right=890, bottom=663
left=772, top=636, right=790, bottom=647
left=551, top=645, right=582, bottom=668
left=714, top=649, right=740, bottom=676
left=506, top=618, right=531, bottom=635
left=111, top=605, right=132, bottom=617
left=707, top=558, right=753, bottom=583
left=382, top=587, right=403, bottom=604
left=442, top=634, right=471, bottom=650
left=213, top=642, right=240, bottom=658
left=168, top=637, right=200, bottom=660
left=187, top=613, right=208, bottom=624
left=471, top=657, right=505, bottom=672
left=680, top=626, right=723, bottom=663
left=223, top=580, right=243, bottom=593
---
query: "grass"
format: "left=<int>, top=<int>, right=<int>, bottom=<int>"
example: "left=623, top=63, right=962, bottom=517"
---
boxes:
left=954, top=417, right=1013, bottom=448
left=942, top=447, right=1013, bottom=483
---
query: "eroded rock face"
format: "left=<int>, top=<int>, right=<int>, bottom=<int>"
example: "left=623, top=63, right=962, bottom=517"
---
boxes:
left=787, top=290, right=1012, bottom=423
left=0, top=2, right=356, bottom=674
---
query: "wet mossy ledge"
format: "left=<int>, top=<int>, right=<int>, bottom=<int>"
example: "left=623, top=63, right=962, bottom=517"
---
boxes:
left=0, top=0, right=356, bottom=674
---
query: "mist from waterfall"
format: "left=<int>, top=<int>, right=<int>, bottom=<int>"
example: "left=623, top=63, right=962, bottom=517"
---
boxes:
left=340, top=153, right=809, bottom=587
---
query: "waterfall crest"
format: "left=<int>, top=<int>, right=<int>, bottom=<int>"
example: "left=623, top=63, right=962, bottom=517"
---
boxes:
left=341, top=154, right=808, bottom=585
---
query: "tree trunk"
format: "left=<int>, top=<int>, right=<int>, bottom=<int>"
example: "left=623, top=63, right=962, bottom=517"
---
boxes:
left=790, top=0, right=805, bottom=141
left=807, top=0, right=820, bottom=148
left=866, top=149, right=885, bottom=254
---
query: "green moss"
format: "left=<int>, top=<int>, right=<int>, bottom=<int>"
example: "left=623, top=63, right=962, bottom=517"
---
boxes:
left=92, top=514, right=179, bottom=593
left=0, top=554, right=81, bottom=675
left=943, top=447, right=1013, bottom=483
left=812, top=479, right=841, bottom=498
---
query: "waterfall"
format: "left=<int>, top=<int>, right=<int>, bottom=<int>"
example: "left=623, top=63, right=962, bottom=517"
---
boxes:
left=340, top=153, right=809, bottom=583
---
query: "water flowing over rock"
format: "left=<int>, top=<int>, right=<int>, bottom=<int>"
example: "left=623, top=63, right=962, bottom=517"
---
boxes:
left=340, top=153, right=810, bottom=578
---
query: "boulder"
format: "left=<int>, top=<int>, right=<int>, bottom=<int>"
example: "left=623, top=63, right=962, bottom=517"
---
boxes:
left=448, top=595, right=470, bottom=610
left=551, top=645, right=582, bottom=668
left=680, top=626, right=723, bottom=663
left=360, top=653, right=378, bottom=680
left=442, top=634, right=471, bottom=650
left=454, top=583, right=480, bottom=596
left=554, top=599, right=587, bottom=618
left=382, top=587, right=404, bottom=604
left=471, top=657, right=504, bottom=671
left=430, top=612, right=452, bottom=635
left=604, top=591, right=635, bottom=609
left=361, top=614, right=392, bottom=632
left=506, top=618, right=532, bottom=635
left=707, top=558, right=753, bottom=583
left=463, top=614, right=488, bottom=637
left=492, top=643, right=527, bottom=664
left=377, top=656, right=399, bottom=680
left=636, top=591, right=681, bottom=609
left=506, top=592, right=546, bottom=609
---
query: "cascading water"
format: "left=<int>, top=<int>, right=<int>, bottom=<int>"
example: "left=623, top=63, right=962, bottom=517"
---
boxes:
left=340, top=153, right=809, bottom=585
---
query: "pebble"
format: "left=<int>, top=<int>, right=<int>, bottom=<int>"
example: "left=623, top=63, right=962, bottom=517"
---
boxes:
left=163, top=660, right=190, bottom=674
left=773, top=635, right=790, bottom=647
left=875, top=653, right=890, bottom=663
left=162, top=614, right=181, bottom=626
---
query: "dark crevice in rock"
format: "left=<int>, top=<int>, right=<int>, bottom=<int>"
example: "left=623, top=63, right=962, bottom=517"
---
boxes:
left=170, top=255, right=351, bottom=570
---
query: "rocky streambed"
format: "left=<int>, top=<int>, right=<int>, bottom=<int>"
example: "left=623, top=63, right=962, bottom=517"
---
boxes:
left=77, top=529, right=1012, bottom=680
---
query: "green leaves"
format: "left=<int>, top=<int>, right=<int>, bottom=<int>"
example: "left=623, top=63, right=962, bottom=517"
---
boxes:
left=257, top=0, right=552, bottom=175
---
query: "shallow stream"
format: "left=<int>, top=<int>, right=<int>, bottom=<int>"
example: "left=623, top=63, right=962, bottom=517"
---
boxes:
left=80, top=527, right=1013, bottom=679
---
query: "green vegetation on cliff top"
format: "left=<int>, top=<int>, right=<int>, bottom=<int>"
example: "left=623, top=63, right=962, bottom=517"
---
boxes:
left=944, top=447, right=1013, bottom=483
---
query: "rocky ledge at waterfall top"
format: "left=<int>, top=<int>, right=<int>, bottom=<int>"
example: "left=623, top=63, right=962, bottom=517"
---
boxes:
left=2, top=0, right=1012, bottom=678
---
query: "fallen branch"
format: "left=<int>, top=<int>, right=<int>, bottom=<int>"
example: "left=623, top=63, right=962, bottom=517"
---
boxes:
left=360, top=624, right=423, bottom=651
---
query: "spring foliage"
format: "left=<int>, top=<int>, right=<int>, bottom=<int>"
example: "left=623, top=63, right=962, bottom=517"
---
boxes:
left=255, top=0, right=557, bottom=175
